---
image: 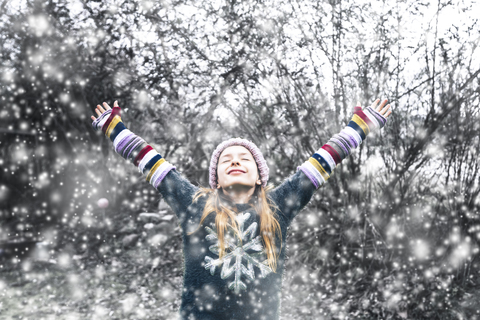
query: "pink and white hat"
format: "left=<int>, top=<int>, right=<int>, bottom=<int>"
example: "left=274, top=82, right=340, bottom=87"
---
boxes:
left=209, top=138, right=269, bottom=189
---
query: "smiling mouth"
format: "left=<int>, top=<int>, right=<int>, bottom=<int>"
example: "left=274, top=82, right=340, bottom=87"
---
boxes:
left=228, top=170, right=245, bottom=175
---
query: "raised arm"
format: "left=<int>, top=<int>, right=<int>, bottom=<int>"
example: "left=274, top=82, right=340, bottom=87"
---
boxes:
left=270, top=99, right=392, bottom=223
left=91, top=101, right=198, bottom=222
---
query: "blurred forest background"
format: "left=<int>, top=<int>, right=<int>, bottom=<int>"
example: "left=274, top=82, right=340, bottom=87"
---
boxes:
left=1, top=0, right=480, bottom=319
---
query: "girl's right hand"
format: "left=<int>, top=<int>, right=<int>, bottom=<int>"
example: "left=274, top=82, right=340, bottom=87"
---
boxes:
left=91, top=101, right=116, bottom=121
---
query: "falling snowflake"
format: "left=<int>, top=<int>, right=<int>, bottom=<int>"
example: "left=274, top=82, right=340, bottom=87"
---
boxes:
left=204, top=212, right=273, bottom=293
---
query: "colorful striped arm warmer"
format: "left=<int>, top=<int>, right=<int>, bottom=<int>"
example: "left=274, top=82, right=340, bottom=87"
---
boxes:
left=92, top=106, right=176, bottom=188
left=298, top=106, right=387, bottom=189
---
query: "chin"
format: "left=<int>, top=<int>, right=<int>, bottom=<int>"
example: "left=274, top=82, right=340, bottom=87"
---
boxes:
left=225, top=181, right=255, bottom=189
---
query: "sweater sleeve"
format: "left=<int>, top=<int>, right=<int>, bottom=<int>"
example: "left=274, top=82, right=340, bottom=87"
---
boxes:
left=270, top=106, right=387, bottom=223
left=268, top=170, right=317, bottom=225
left=92, top=106, right=198, bottom=221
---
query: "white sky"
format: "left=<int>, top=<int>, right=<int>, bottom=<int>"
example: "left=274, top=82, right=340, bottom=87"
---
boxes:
left=5, top=0, right=479, bottom=115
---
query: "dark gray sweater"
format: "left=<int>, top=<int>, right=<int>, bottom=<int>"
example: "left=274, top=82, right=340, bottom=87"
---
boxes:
left=158, top=169, right=316, bottom=320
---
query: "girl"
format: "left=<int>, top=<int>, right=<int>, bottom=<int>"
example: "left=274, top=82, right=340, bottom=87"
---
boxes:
left=91, top=99, right=392, bottom=320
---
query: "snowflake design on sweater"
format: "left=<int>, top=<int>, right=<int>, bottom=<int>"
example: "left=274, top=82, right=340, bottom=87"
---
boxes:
left=204, top=212, right=273, bottom=293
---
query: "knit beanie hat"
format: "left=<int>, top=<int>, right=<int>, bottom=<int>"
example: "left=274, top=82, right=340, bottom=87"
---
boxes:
left=209, top=138, right=269, bottom=189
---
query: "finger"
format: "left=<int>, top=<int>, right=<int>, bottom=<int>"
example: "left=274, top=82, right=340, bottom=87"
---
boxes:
left=114, top=100, right=118, bottom=108
left=91, top=115, right=96, bottom=121
left=384, top=109, right=392, bottom=118
left=95, top=108, right=102, bottom=116
left=98, top=104, right=106, bottom=113
left=370, top=98, right=380, bottom=109
left=380, top=104, right=391, bottom=116
left=377, top=99, right=388, bottom=112
left=356, top=101, right=361, bottom=107
left=103, top=102, right=111, bottom=110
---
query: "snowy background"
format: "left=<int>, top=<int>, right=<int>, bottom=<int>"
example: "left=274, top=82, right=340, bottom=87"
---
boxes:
left=1, top=0, right=480, bottom=319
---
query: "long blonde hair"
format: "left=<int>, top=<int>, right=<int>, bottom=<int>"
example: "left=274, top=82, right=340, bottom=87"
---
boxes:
left=190, top=185, right=282, bottom=272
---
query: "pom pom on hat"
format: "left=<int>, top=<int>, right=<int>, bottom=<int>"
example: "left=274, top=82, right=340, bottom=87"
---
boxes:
left=209, top=138, right=269, bottom=189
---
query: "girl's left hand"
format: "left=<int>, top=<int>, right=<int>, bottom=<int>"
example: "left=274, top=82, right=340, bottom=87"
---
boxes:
left=361, top=98, right=392, bottom=118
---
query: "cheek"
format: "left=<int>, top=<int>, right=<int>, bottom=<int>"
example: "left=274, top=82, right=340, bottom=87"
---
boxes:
left=216, top=167, right=224, bottom=180
left=217, top=164, right=228, bottom=181
left=246, top=162, right=258, bottom=177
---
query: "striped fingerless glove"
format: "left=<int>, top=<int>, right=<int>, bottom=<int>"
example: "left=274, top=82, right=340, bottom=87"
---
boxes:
left=92, top=106, right=176, bottom=188
left=298, top=105, right=387, bottom=189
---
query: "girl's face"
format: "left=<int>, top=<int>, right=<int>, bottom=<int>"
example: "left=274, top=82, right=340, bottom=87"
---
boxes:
left=216, top=145, right=261, bottom=190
